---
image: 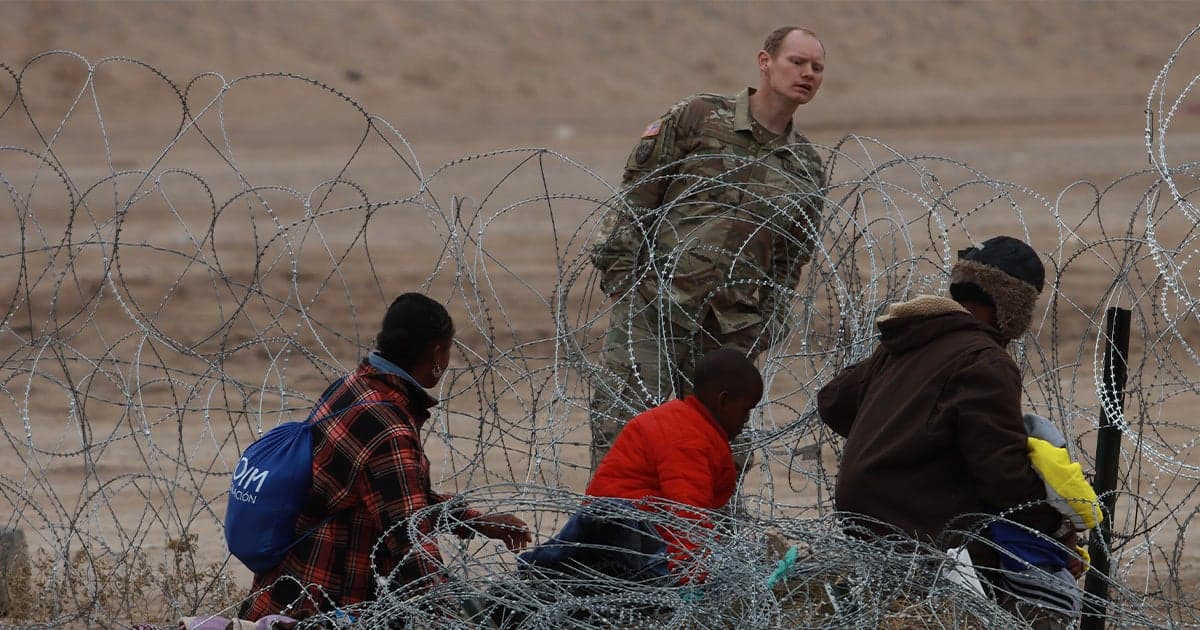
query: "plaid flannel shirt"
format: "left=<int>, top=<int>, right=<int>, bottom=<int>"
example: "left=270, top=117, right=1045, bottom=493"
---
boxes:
left=240, top=358, right=481, bottom=620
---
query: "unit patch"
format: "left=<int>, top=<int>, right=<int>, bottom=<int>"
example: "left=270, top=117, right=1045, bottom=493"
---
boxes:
left=634, top=137, right=657, bottom=165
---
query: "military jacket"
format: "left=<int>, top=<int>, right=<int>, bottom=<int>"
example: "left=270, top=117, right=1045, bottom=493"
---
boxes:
left=591, top=87, right=826, bottom=333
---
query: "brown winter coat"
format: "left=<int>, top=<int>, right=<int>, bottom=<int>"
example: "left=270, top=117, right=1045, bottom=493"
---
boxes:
left=817, top=296, right=1062, bottom=549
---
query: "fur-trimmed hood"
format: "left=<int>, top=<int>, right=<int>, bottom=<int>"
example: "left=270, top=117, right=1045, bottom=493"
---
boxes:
left=875, top=295, right=967, bottom=324
left=874, top=295, right=1002, bottom=355
left=950, top=259, right=1040, bottom=343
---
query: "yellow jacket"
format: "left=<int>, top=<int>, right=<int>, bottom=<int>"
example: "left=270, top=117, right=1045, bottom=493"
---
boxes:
left=1024, top=413, right=1103, bottom=530
left=1024, top=413, right=1103, bottom=564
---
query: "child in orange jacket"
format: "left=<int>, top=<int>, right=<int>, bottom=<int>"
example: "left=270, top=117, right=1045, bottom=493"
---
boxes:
left=520, top=348, right=763, bottom=583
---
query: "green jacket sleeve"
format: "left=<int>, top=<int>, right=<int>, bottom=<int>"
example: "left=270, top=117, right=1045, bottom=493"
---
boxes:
left=590, top=100, right=689, bottom=297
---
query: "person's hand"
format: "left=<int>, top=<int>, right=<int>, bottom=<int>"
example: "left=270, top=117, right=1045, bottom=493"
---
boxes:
left=469, top=513, right=532, bottom=551
left=1065, top=550, right=1085, bottom=579
left=1057, top=527, right=1085, bottom=579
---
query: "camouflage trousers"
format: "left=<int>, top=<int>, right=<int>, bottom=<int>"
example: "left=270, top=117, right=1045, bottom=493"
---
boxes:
left=588, top=292, right=767, bottom=472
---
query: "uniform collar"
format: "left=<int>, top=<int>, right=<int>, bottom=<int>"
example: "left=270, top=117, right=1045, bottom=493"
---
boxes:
left=734, top=87, right=755, bottom=133
left=735, top=87, right=796, bottom=144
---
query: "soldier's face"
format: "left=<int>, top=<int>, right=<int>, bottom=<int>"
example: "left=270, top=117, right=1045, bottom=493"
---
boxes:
left=760, top=31, right=825, bottom=106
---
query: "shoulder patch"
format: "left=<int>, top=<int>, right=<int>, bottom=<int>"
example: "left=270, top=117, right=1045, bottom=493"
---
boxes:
left=641, top=119, right=663, bottom=138
left=634, top=137, right=657, bottom=164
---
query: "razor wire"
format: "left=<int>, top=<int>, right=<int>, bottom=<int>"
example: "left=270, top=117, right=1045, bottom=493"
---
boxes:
left=1, top=29, right=1200, bottom=627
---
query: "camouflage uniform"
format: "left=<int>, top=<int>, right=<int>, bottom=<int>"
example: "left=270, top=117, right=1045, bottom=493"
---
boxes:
left=589, top=87, right=826, bottom=470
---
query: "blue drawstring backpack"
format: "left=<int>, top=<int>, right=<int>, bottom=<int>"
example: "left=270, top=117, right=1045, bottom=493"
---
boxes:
left=225, top=399, right=391, bottom=572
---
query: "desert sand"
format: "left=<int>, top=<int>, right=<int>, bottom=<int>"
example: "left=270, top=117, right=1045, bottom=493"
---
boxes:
left=3, top=1, right=1200, bottom=626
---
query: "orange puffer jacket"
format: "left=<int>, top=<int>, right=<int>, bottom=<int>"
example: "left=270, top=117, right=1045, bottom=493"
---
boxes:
left=586, top=396, right=736, bottom=575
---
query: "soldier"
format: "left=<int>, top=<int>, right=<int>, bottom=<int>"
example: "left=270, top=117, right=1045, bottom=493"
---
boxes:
left=588, top=26, right=828, bottom=470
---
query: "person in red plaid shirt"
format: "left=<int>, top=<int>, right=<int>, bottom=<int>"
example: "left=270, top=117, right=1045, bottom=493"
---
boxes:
left=239, top=293, right=531, bottom=622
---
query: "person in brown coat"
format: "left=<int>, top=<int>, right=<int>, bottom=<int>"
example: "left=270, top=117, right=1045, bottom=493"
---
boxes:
left=817, top=236, right=1072, bottom=566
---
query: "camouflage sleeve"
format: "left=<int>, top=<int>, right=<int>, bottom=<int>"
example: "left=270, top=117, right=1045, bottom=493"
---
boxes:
left=763, top=146, right=826, bottom=321
left=590, top=99, right=690, bottom=297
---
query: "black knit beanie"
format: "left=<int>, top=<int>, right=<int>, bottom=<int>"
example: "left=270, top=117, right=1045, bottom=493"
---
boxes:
left=949, top=236, right=1044, bottom=342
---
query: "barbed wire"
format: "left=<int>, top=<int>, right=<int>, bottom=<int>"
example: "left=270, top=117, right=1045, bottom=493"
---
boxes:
left=2, top=27, right=1200, bottom=628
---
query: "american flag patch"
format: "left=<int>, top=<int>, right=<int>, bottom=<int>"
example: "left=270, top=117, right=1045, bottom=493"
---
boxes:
left=641, top=119, right=663, bottom=138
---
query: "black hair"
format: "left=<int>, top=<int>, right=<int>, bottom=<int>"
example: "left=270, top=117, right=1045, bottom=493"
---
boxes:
left=375, top=293, right=454, bottom=369
left=693, top=348, right=763, bottom=400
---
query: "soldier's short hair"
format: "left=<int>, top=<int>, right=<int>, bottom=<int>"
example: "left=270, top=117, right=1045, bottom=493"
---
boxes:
left=762, top=26, right=823, bottom=58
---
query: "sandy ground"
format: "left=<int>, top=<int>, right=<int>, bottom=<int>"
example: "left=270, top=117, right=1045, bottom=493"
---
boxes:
left=3, top=1, right=1200, bottom=624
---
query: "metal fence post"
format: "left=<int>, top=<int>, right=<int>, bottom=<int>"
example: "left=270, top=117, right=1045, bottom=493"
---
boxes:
left=1081, top=306, right=1131, bottom=630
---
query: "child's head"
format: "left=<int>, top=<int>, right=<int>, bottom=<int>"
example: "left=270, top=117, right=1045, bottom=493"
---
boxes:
left=693, top=348, right=764, bottom=441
